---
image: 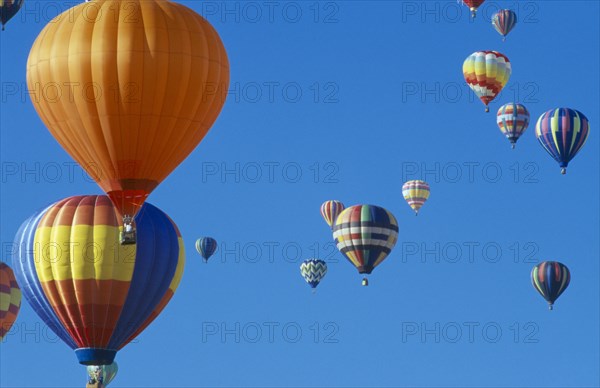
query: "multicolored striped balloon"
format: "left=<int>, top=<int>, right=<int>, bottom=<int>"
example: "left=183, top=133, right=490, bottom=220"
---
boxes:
left=492, top=9, right=517, bottom=41
left=463, top=51, right=511, bottom=112
left=196, top=237, right=218, bottom=262
left=463, top=0, right=485, bottom=18
left=535, top=108, right=590, bottom=174
left=320, top=200, right=345, bottom=229
left=300, top=259, right=328, bottom=289
left=402, top=180, right=430, bottom=215
left=12, top=195, right=185, bottom=365
left=497, top=103, right=530, bottom=149
left=333, top=205, right=398, bottom=285
left=531, top=261, right=570, bottom=310
left=0, top=262, right=21, bottom=341
left=0, top=0, right=24, bottom=30
left=87, top=362, right=118, bottom=386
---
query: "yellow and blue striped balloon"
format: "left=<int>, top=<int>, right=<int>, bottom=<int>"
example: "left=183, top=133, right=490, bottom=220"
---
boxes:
left=535, top=108, right=590, bottom=174
left=12, top=195, right=185, bottom=365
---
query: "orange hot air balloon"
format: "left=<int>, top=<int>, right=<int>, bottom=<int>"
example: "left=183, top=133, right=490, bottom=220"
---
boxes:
left=26, top=0, right=230, bottom=238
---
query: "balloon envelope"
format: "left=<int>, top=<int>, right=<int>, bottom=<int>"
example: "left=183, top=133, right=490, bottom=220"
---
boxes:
left=12, top=196, right=185, bottom=365
left=492, top=9, right=517, bottom=39
left=0, top=0, right=24, bottom=30
left=0, top=262, right=21, bottom=341
left=463, top=0, right=485, bottom=18
left=535, top=108, right=590, bottom=174
left=196, top=237, right=218, bottom=262
left=463, top=51, right=511, bottom=112
left=333, top=205, right=399, bottom=275
left=402, top=180, right=430, bottom=214
left=497, top=103, right=530, bottom=148
left=320, top=200, right=345, bottom=229
left=26, top=0, right=230, bottom=220
left=300, top=259, right=327, bottom=289
left=531, top=261, right=570, bottom=309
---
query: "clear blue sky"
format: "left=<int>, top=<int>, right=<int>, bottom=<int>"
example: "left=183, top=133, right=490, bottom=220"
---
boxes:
left=1, top=1, right=599, bottom=387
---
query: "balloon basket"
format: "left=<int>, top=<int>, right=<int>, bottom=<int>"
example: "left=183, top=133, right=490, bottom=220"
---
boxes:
left=561, top=168, right=566, bottom=175
left=362, top=278, right=369, bottom=287
left=548, top=304, right=553, bottom=311
left=120, top=229, right=136, bottom=245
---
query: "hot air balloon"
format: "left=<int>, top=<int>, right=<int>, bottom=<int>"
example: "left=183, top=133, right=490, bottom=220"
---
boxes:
left=12, top=195, right=185, bottom=365
left=333, top=205, right=398, bottom=286
left=402, top=180, right=430, bottom=215
left=87, top=362, right=118, bottom=386
left=26, top=0, right=230, bottom=243
left=497, top=103, right=530, bottom=149
left=463, top=51, right=511, bottom=112
left=463, top=0, right=485, bottom=19
left=300, top=259, right=327, bottom=291
left=0, top=0, right=23, bottom=30
left=320, top=200, right=345, bottom=229
left=0, top=262, right=21, bottom=341
left=535, top=108, right=590, bottom=174
left=531, top=261, right=570, bottom=310
left=492, top=9, right=517, bottom=41
left=196, top=237, right=217, bottom=263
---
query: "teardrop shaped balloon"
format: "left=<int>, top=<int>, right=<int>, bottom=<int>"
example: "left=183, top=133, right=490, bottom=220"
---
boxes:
left=0, top=0, right=24, bottom=30
left=0, top=262, right=21, bottom=341
left=196, top=237, right=217, bottom=263
left=463, top=51, right=511, bottom=112
left=320, top=200, right=345, bottom=229
left=300, top=259, right=327, bottom=289
left=87, top=362, right=118, bottom=386
left=535, top=108, right=590, bottom=174
left=463, top=0, right=485, bottom=18
left=26, top=0, right=230, bottom=222
left=12, top=195, right=185, bottom=365
left=531, top=261, right=570, bottom=310
left=402, top=180, right=430, bottom=215
left=333, top=205, right=398, bottom=285
left=492, top=9, right=517, bottom=41
left=497, top=103, right=530, bottom=149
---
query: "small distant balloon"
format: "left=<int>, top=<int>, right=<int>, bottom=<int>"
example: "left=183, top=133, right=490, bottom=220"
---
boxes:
left=531, top=261, right=570, bottom=310
left=497, top=103, right=530, bottom=149
left=463, top=0, right=485, bottom=18
left=320, top=200, right=345, bottom=229
left=300, top=259, right=327, bottom=290
left=463, top=51, right=511, bottom=112
left=87, top=362, right=118, bottom=386
left=0, top=262, right=21, bottom=341
left=492, top=9, right=517, bottom=41
left=535, top=108, right=590, bottom=174
left=402, top=180, right=430, bottom=215
left=0, top=0, right=24, bottom=31
left=333, top=205, right=398, bottom=286
left=196, top=237, right=218, bottom=262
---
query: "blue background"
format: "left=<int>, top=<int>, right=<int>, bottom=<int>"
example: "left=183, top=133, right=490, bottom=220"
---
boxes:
left=1, top=1, right=599, bottom=387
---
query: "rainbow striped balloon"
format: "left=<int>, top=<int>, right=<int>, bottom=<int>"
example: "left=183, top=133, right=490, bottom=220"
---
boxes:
left=463, top=51, right=511, bottom=112
left=0, top=262, right=21, bottom=341
left=333, top=205, right=398, bottom=280
left=320, top=200, right=345, bottom=229
left=497, top=103, right=530, bottom=149
left=531, top=261, right=570, bottom=310
left=402, top=180, right=430, bottom=215
left=535, top=108, right=590, bottom=174
left=492, top=9, right=517, bottom=41
left=12, top=196, right=185, bottom=365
